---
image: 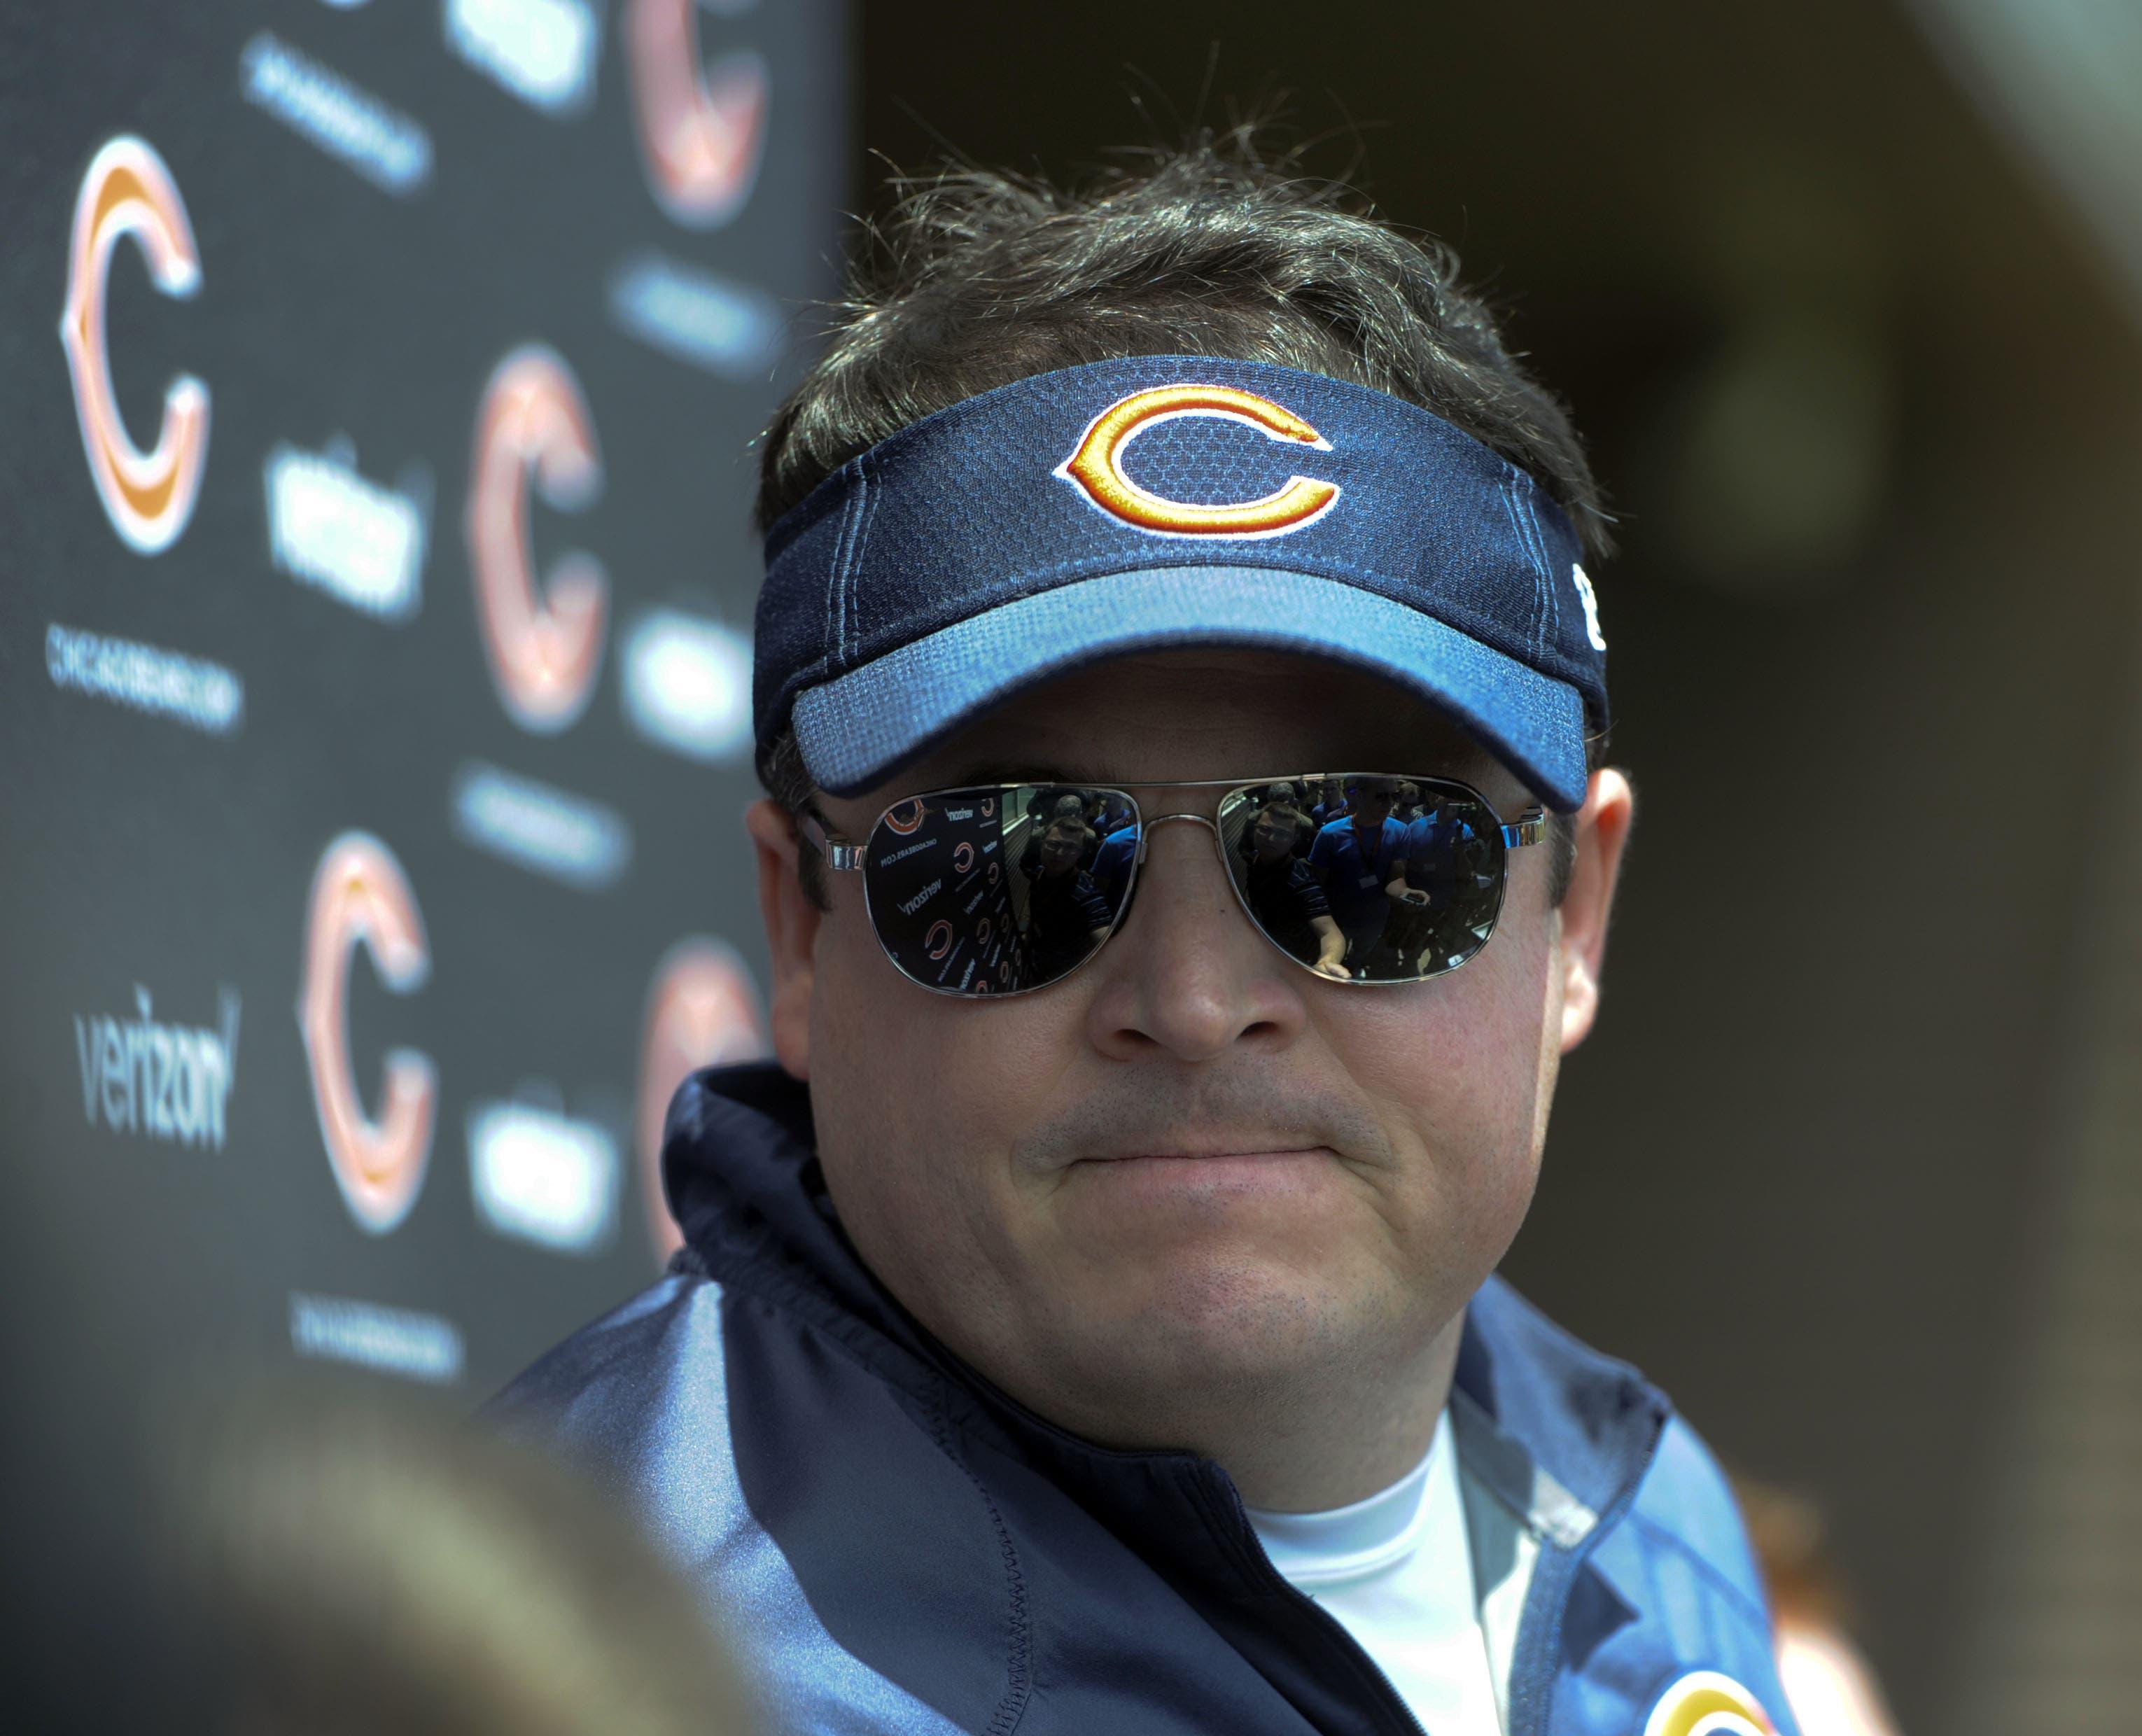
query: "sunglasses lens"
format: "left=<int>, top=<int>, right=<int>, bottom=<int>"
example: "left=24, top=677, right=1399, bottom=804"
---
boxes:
left=862, top=785, right=1139, bottom=995
left=1219, top=779, right=1508, bottom=983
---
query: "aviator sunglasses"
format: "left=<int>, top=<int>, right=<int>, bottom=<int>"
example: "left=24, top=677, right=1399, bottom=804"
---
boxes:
left=801, top=775, right=1547, bottom=998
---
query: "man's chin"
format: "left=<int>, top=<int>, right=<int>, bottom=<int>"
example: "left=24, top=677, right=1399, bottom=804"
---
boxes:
left=1039, top=1259, right=1382, bottom=1400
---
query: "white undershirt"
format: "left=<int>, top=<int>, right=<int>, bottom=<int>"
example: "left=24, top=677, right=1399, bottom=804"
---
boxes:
left=1245, top=1409, right=1504, bottom=1736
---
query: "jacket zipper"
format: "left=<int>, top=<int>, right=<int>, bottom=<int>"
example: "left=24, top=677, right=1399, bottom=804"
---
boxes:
left=1504, top=1472, right=1651, bottom=1736
left=1209, top=1478, right=1434, bottom=1736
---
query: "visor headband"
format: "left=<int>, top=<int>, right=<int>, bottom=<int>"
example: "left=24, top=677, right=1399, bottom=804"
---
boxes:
left=753, top=356, right=1608, bottom=794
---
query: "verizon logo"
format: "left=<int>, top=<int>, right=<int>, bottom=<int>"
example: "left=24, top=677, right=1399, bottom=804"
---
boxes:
left=75, top=984, right=241, bottom=1151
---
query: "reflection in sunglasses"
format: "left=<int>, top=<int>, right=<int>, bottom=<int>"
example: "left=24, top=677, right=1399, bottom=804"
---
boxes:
left=855, top=778, right=1516, bottom=996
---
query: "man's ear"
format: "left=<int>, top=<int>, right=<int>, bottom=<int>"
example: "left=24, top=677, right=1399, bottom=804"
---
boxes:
left=1558, top=769, right=1634, bottom=1055
left=745, top=799, right=821, bottom=1080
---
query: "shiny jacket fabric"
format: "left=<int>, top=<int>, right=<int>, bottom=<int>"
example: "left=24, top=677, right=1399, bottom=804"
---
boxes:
left=489, top=1064, right=1800, bottom=1736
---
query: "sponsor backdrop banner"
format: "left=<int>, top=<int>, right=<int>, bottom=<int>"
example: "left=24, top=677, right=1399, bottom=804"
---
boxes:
left=0, top=0, right=843, bottom=1438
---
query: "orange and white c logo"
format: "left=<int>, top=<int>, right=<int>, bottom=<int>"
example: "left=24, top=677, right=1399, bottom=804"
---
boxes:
left=300, top=832, right=436, bottom=1236
left=465, top=345, right=608, bottom=734
left=1056, top=384, right=1340, bottom=538
left=636, top=938, right=769, bottom=1261
left=1643, top=1671, right=1778, bottom=1736
left=57, top=135, right=209, bottom=554
left=626, top=0, right=769, bottom=228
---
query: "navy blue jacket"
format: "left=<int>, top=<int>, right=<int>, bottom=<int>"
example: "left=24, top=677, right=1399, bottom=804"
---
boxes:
left=490, top=1064, right=1800, bottom=1736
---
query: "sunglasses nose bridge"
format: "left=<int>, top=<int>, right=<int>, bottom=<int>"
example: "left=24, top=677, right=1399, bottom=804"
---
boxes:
left=1130, top=810, right=1221, bottom=862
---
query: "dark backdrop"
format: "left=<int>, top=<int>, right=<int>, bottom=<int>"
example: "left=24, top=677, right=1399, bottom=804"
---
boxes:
left=0, top=0, right=842, bottom=1712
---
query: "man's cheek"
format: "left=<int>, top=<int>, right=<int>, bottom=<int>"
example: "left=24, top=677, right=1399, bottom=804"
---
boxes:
left=811, top=931, right=1004, bottom=1174
left=1355, top=983, right=1546, bottom=1178
left=1358, top=983, right=1536, bottom=1107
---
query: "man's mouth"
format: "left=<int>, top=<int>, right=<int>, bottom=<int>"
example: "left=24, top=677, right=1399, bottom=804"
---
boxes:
left=1068, top=1146, right=1343, bottom=1199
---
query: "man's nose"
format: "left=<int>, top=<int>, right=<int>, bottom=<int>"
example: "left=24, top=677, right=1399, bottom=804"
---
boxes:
left=1082, top=815, right=1307, bottom=1063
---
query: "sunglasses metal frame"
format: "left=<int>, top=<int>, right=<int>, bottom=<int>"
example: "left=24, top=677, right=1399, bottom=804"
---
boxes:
left=800, top=774, right=1548, bottom=997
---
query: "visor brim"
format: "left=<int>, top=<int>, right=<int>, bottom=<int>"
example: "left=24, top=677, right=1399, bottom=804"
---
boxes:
left=790, top=566, right=1591, bottom=811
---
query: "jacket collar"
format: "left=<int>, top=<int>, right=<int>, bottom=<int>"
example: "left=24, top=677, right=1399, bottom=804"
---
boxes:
left=664, top=1060, right=1667, bottom=1550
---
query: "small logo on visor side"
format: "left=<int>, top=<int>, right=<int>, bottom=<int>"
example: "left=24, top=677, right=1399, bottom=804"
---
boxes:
left=1572, top=563, right=1607, bottom=652
left=1056, top=384, right=1340, bottom=538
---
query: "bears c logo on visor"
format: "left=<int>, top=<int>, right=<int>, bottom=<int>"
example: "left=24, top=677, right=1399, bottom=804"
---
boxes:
left=1057, top=384, right=1340, bottom=538
left=1642, top=1671, right=1778, bottom=1736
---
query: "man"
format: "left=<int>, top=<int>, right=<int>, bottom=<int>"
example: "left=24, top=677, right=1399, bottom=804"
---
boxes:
left=1387, top=791, right=1490, bottom=976
left=1090, top=812, right=1142, bottom=907
left=1306, top=776, right=1417, bottom=971
left=493, top=139, right=1799, bottom=1736
left=1020, top=811, right=1114, bottom=981
left=1238, top=794, right=1350, bottom=980
left=1253, top=780, right=1319, bottom=859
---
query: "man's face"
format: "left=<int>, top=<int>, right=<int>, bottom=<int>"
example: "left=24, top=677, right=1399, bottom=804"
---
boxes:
left=1353, top=782, right=1397, bottom=828
left=756, top=649, right=1625, bottom=1463
left=1037, top=819, right=1086, bottom=876
left=1251, top=807, right=1296, bottom=861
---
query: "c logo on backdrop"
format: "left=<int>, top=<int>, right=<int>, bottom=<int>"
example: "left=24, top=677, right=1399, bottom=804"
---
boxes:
left=1056, top=384, right=1340, bottom=539
left=626, top=0, right=769, bottom=228
left=1642, top=1671, right=1778, bottom=1736
left=636, top=938, right=769, bottom=1260
left=465, top=344, right=610, bottom=732
left=300, top=832, right=438, bottom=1235
left=58, top=135, right=210, bottom=554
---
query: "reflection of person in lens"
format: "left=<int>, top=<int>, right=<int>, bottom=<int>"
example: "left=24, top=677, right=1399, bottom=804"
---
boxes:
left=1389, top=800, right=1497, bottom=972
left=1308, top=777, right=1412, bottom=969
left=1262, top=783, right=1317, bottom=857
left=1240, top=802, right=1350, bottom=979
left=1089, top=814, right=1140, bottom=909
left=1310, top=776, right=1349, bottom=829
left=1021, top=791, right=1102, bottom=878
left=1023, top=816, right=1114, bottom=980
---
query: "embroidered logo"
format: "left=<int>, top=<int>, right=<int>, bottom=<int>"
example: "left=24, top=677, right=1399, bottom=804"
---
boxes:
left=1572, top=562, right=1607, bottom=652
left=1056, top=384, right=1340, bottom=538
left=1642, top=1670, right=1778, bottom=1736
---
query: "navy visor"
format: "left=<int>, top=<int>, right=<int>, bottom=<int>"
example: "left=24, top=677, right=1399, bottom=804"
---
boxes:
left=753, top=356, right=1609, bottom=811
